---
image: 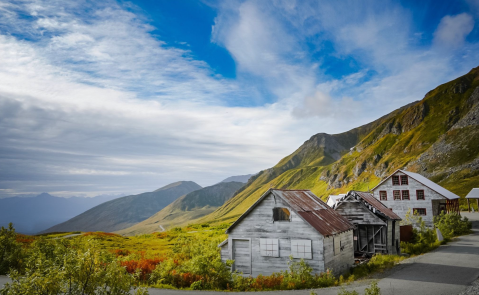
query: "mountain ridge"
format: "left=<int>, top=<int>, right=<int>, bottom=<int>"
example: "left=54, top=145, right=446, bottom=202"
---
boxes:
left=117, top=181, right=245, bottom=235
left=0, top=193, right=124, bottom=234
left=197, top=66, right=479, bottom=225
left=42, top=181, right=201, bottom=233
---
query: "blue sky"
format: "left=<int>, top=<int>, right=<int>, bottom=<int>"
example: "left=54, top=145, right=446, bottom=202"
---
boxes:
left=0, top=0, right=478, bottom=197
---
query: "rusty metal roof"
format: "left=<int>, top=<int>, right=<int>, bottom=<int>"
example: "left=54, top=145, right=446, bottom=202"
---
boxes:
left=351, top=191, right=401, bottom=220
left=225, top=189, right=354, bottom=237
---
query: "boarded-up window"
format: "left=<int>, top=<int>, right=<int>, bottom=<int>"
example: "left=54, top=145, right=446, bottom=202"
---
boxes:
left=393, top=190, right=401, bottom=200
left=260, top=239, right=279, bottom=257
left=334, top=236, right=341, bottom=256
left=379, top=191, right=387, bottom=201
left=400, top=175, right=408, bottom=185
left=291, top=240, right=312, bottom=259
left=416, top=190, right=425, bottom=200
left=273, top=207, right=291, bottom=221
left=402, top=190, right=410, bottom=200
left=392, top=175, right=400, bottom=185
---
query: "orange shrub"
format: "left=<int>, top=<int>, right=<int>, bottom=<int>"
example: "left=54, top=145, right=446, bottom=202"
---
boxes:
left=120, top=257, right=165, bottom=281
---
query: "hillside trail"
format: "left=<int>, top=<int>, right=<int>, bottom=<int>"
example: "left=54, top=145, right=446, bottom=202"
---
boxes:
left=1, top=213, right=478, bottom=294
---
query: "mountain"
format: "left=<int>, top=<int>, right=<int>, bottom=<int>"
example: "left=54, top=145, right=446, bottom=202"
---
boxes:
left=198, top=66, right=479, bottom=225
left=42, top=181, right=201, bottom=233
left=117, top=181, right=245, bottom=235
left=0, top=193, right=124, bottom=234
left=220, top=174, right=254, bottom=183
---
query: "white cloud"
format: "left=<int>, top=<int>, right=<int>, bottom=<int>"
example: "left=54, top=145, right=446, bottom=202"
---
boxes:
left=1, top=0, right=479, bottom=197
left=434, top=13, right=474, bottom=48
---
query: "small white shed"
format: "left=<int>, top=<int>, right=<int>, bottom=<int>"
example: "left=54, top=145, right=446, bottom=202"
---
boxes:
left=219, top=189, right=355, bottom=277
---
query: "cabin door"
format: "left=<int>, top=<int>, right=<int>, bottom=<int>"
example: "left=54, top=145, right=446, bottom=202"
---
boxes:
left=233, top=239, right=251, bottom=274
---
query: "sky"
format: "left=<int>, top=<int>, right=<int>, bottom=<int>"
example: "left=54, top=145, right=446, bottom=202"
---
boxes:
left=1, top=0, right=479, bottom=198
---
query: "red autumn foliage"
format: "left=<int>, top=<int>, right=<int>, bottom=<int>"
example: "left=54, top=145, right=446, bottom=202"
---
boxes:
left=120, top=257, right=165, bottom=281
left=251, top=274, right=284, bottom=290
left=15, top=234, right=36, bottom=244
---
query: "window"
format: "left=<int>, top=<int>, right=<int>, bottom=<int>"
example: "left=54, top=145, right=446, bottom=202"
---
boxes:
left=413, top=208, right=427, bottom=216
left=392, top=175, right=400, bottom=185
left=291, top=240, right=312, bottom=259
left=393, top=190, right=401, bottom=200
left=260, top=239, right=279, bottom=257
left=402, top=190, right=410, bottom=200
left=379, top=191, right=387, bottom=201
left=400, top=175, right=408, bottom=185
left=273, top=207, right=291, bottom=221
left=416, top=190, right=425, bottom=200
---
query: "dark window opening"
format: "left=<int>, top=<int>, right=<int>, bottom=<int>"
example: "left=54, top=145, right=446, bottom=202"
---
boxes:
left=379, top=191, right=387, bottom=201
left=413, top=208, right=427, bottom=216
left=416, top=190, right=425, bottom=200
left=402, top=190, right=410, bottom=200
left=393, top=190, right=401, bottom=200
left=392, top=175, right=400, bottom=185
left=400, top=175, right=408, bottom=185
left=273, top=207, right=291, bottom=221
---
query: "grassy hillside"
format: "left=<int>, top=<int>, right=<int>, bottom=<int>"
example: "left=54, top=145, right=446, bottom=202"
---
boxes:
left=199, top=66, right=479, bottom=225
left=118, top=181, right=245, bottom=235
left=42, top=181, right=202, bottom=233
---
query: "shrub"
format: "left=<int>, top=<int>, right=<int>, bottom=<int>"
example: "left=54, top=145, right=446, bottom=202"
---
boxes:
left=433, top=212, right=472, bottom=239
left=0, top=223, right=24, bottom=275
left=149, top=236, right=233, bottom=289
left=364, top=281, right=380, bottom=295
left=401, top=216, right=440, bottom=255
left=350, top=254, right=404, bottom=279
left=1, top=238, right=147, bottom=295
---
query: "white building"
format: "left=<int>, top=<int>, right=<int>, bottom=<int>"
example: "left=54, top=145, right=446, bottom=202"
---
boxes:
left=326, top=194, right=346, bottom=208
left=371, top=169, right=460, bottom=226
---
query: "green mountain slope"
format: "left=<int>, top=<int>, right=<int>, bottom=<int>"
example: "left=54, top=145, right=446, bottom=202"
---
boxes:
left=117, top=181, right=245, bottom=235
left=200, top=66, right=479, bottom=225
left=42, top=181, right=202, bottom=233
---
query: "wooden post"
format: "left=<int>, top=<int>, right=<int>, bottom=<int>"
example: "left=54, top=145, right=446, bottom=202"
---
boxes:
left=477, top=199, right=479, bottom=213
left=467, top=198, right=471, bottom=212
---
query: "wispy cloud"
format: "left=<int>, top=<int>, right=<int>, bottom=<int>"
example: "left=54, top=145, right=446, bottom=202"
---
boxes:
left=0, top=0, right=478, bottom=197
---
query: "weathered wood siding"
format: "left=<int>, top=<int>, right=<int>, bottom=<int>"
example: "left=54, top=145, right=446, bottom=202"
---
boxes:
left=335, top=201, right=385, bottom=225
left=227, top=193, right=326, bottom=276
left=373, top=171, right=445, bottom=226
left=220, top=242, right=229, bottom=264
left=324, top=230, right=354, bottom=275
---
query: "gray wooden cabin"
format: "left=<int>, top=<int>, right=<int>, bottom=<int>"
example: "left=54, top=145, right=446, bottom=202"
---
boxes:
left=332, top=191, right=401, bottom=255
left=219, top=189, right=355, bottom=277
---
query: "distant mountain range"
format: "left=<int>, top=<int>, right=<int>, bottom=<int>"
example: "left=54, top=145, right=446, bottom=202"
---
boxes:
left=41, top=181, right=201, bottom=234
left=117, top=181, right=245, bottom=235
left=197, top=66, right=479, bottom=226
left=0, top=193, right=124, bottom=234
left=220, top=174, right=253, bottom=183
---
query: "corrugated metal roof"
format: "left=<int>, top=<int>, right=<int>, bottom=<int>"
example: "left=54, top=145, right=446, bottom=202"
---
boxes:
left=466, top=188, right=479, bottom=199
left=225, top=189, right=354, bottom=237
left=352, top=191, right=401, bottom=220
left=271, top=190, right=354, bottom=237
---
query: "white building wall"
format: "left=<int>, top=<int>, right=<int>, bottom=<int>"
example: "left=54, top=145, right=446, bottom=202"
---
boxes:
left=372, top=171, right=446, bottom=226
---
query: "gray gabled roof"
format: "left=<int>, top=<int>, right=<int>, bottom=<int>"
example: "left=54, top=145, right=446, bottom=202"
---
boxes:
left=372, top=169, right=460, bottom=200
left=466, top=188, right=479, bottom=199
